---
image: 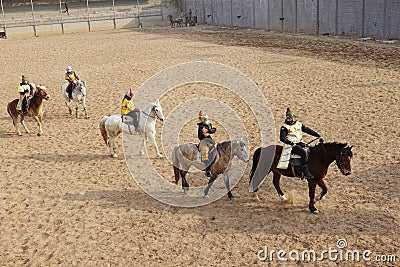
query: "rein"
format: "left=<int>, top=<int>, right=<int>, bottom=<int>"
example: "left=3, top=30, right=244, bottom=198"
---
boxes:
left=142, top=106, right=162, bottom=120
left=335, top=148, right=347, bottom=175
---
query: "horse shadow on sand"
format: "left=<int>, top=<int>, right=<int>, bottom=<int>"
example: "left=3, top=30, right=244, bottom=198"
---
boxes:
left=60, top=161, right=398, bottom=237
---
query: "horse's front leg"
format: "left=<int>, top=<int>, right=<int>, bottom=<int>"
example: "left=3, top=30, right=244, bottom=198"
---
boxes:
left=65, top=99, right=72, bottom=115
left=308, top=179, right=319, bottom=213
left=272, top=172, right=286, bottom=200
left=204, top=176, right=217, bottom=198
left=314, top=179, right=328, bottom=203
left=180, top=170, right=189, bottom=194
left=32, top=115, right=43, bottom=136
left=148, top=131, right=163, bottom=158
left=139, top=133, right=146, bottom=155
left=14, top=115, right=22, bottom=136
left=223, top=172, right=235, bottom=200
left=82, top=96, right=89, bottom=119
left=20, top=116, right=30, bottom=134
left=74, top=99, right=79, bottom=118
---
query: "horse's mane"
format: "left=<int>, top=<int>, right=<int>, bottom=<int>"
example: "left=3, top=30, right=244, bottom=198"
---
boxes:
left=310, top=142, right=347, bottom=152
left=217, top=139, right=244, bottom=151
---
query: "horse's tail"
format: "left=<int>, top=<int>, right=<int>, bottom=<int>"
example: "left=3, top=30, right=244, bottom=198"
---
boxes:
left=172, top=145, right=181, bottom=185
left=249, top=147, right=262, bottom=187
left=99, top=116, right=108, bottom=145
left=7, top=101, right=16, bottom=126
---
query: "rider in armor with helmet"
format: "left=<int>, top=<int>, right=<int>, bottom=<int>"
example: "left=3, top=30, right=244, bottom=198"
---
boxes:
left=65, top=66, right=80, bottom=99
left=197, top=111, right=217, bottom=177
left=280, top=107, right=323, bottom=179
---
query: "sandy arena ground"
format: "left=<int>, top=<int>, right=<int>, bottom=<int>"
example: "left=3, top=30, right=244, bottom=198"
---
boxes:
left=0, top=26, right=399, bottom=266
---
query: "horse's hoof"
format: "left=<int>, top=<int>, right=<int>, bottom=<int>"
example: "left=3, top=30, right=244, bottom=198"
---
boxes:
left=279, top=194, right=287, bottom=201
left=37, top=132, right=42, bottom=136
left=17, top=132, right=22, bottom=136
left=312, top=209, right=320, bottom=214
left=203, top=194, right=210, bottom=199
left=157, top=153, right=164, bottom=158
left=228, top=196, right=236, bottom=201
left=111, top=154, right=118, bottom=158
left=251, top=192, right=260, bottom=201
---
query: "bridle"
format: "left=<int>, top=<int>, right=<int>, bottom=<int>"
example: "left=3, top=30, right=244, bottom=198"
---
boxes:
left=142, top=105, right=162, bottom=120
left=335, top=148, right=350, bottom=175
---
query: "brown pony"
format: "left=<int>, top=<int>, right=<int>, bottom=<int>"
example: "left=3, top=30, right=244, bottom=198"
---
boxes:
left=249, top=142, right=353, bottom=213
left=172, top=139, right=250, bottom=199
left=7, top=85, right=50, bottom=136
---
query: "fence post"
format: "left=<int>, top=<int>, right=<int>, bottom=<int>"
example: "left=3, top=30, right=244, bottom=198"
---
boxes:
left=30, top=0, right=37, bottom=37
left=315, top=0, right=320, bottom=35
left=361, top=0, right=365, bottom=37
left=335, top=0, right=338, bottom=35
left=253, top=0, right=256, bottom=28
left=211, top=0, right=214, bottom=25
left=112, top=0, right=116, bottom=29
left=1, top=0, right=7, bottom=36
left=383, top=0, right=387, bottom=39
left=267, top=0, right=270, bottom=30
left=136, top=0, right=141, bottom=27
left=86, top=0, right=91, bottom=32
left=280, top=0, right=284, bottom=32
left=59, top=0, right=64, bottom=34
left=203, top=0, right=205, bottom=24
left=294, top=0, right=297, bottom=33
left=160, top=0, right=163, bottom=21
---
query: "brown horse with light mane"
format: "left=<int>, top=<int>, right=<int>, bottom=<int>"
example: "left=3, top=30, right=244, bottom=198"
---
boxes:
left=7, top=85, right=50, bottom=136
left=249, top=142, right=353, bottom=213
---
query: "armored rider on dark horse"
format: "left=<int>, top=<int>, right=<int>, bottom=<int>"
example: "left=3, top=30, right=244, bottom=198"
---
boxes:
left=279, top=107, right=324, bottom=179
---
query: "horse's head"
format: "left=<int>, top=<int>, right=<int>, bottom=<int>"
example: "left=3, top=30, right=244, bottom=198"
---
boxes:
left=231, top=139, right=250, bottom=163
left=151, top=99, right=165, bottom=122
left=336, top=144, right=353, bottom=176
left=35, top=85, right=50, bottom=100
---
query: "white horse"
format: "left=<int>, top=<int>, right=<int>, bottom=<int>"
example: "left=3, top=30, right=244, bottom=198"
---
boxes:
left=61, top=80, right=88, bottom=119
left=99, top=100, right=165, bottom=158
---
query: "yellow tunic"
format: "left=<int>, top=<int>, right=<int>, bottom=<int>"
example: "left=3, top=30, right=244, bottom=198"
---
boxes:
left=121, top=98, right=134, bottom=115
left=65, top=71, right=79, bottom=83
left=17, top=84, right=30, bottom=111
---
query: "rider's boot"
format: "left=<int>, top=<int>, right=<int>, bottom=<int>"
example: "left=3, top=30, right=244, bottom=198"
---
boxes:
left=301, top=165, right=314, bottom=179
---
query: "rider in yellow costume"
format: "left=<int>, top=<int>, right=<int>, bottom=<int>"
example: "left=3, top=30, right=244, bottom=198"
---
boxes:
left=17, top=76, right=34, bottom=115
left=121, top=88, right=139, bottom=131
left=65, top=66, right=80, bottom=99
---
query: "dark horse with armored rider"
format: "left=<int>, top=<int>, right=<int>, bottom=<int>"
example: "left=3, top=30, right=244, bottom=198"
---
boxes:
left=249, top=108, right=353, bottom=213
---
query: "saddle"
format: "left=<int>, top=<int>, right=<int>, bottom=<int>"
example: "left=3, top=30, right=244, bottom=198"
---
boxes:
left=197, top=138, right=217, bottom=166
left=289, top=146, right=310, bottom=166
left=123, top=109, right=140, bottom=131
